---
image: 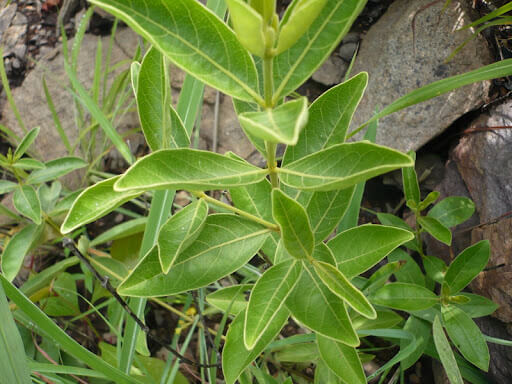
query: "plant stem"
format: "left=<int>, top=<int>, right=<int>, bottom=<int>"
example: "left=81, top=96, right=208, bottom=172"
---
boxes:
left=263, top=55, right=280, bottom=188
left=263, top=56, right=274, bottom=108
left=266, top=141, right=279, bottom=188
left=193, top=191, right=279, bottom=231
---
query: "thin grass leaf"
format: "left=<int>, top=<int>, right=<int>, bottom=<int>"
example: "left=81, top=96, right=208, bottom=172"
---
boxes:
left=65, top=63, right=134, bottom=165
left=42, top=77, right=72, bottom=154
left=0, top=276, right=142, bottom=384
left=353, top=59, right=512, bottom=136
left=0, top=283, right=31, bottom=384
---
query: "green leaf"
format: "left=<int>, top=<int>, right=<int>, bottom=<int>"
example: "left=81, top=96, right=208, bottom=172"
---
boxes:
left=428, top=197, right=475, bottom=228
left=315, top=358, right=343, bottom=384
left=453, top=293, right=498, bottom=318
left=14, top=126, right=39, bottom=161
left=371, top=283, right=439, bottom=311
left=118, top=215, right=269, bottom=296
left=433, top=315, right=464, bottom=384
left=206, top=284, right=252, bottom=316
left=376, top=212, right=418, bottom=251
left=283, top=72, right=368, bottom=165
left=328, top=224, right=414, bottom=279
left=40, top=272, right=79, bottom=317
left=0, top=180, right=17, bottom=194
left=61, top=176, right=142, bottom=234
left=115, top=149, right=267, bottom=192
left=0, top=276, right=140, bottom=384
left=223, top=307, right=289, bottom=384
left=362, top=58, right=512, bottom=131
left=286, top=243, right=359, bottom=346
left=400, top=316, right=431, bottom=370
left=273, top=342, right=318, bottom=363
left=226, top=0, right=265, bottom=57
left=351, top=309, right=403, bottom=330
left=38, top=182, right=61, bottom=212
left=238, top=97, right=308, bottom=145
left=89, top=0, right=261, bottom=103
left=272, top=0, right=367, bottom=101
left=423, top=255, right=447, bottom=284
left=307, top=187, right=355, bottom=242
left=313, top=260, right=376, bottom=319
left=157, top=199, right=208, bottom=273
left=279, top=142, right=413, bottom=191
left=13, top=185, right=41, bottom=224
left=26, top=157, right=88, bottom=185
left=272, top=189, right=314, bottom=260
left=0, top=283, right=32, bottom=384
left=402, top=151, right=420, bottom=205
left=417, top=191, right=440, bottom=211
left=90, top=218, right=147, bottom=247
left=441, top=305, right=489, bottom=371
left=418, top=216, right=452, bottom=246
left=388, top=249, right=425, bottom=287
left=244, top=259, right=302, bottom=349
left=276, top=0, right=328, bottom=54
left=443, top=240, right=490, bottom=295
left=135, top=47, right=172, bottom=151
left=12, top=158, right=45, bottom=170
left=317, top=335, right=366, bottom=384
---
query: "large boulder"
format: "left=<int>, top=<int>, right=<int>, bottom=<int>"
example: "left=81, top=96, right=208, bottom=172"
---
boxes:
left=350, top=0, right=492, bottom=152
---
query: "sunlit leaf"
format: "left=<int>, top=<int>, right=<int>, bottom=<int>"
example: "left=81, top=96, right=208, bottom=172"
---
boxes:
left=442, top=240, right=490, bottom=295
left=89, top=0, right=261, bottom=103
left=223, top=307, right=289, bottom=384
left=244, top=259, right=302, bottom=349
left=441, top=304, right=489, bottom=371
left=279, top=142, right=413, bottom=191
left=115, top=149, right=267, bottom=192
left=118, top=215, right=270, bottom=296
left=26, top=157, right=88, bottom=185
left=313, top=260, right=376, bottom=319
left=238, top=97, right=308, bottom=145
left=13, top=185, right=41, bottom=224
left=371, top=283, right=439, bottom=311
left=272, top=189, right=314, bottom=260
left=157, top=199, right=208, bottom=273
left=61, top=176, right=142, bottom=234
left=328, top=224, right=414, bottom=279
left=286, top=243, right=359, bottom=346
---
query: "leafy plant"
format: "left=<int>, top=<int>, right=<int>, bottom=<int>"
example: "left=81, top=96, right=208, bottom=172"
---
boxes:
left=2, top=0, right=512, bottom=383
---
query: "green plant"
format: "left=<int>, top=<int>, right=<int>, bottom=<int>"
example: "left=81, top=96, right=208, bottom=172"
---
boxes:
left=2, top=0, right=512, bottom=383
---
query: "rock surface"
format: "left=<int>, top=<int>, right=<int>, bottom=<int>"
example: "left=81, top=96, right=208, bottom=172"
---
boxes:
left=452, top=100, right=512, bottom=223
left=0, top=27, right=140, bottom=187
left=350, top=0, right=492, bottom=152
left=427, top=99, right=512, bottom=384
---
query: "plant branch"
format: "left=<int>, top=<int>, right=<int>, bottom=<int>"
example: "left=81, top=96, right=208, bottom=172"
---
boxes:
left=193, top=191, right=280, bottom=231
left=62, top=238, right=221, bottom=369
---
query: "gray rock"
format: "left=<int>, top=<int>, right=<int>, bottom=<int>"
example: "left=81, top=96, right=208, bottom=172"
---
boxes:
left=0, top=27, right=140, bottom=188
left=452, top=99, right=512, bottom=223
left=338, top=42, right=358, bottom=61
left=350, top=0, right=492, bottom=152
left=312, top=55, right=348, bottom=86
left=0, top=4, right=17, bottom=40
left=341, top=31, right=360, bottom=44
